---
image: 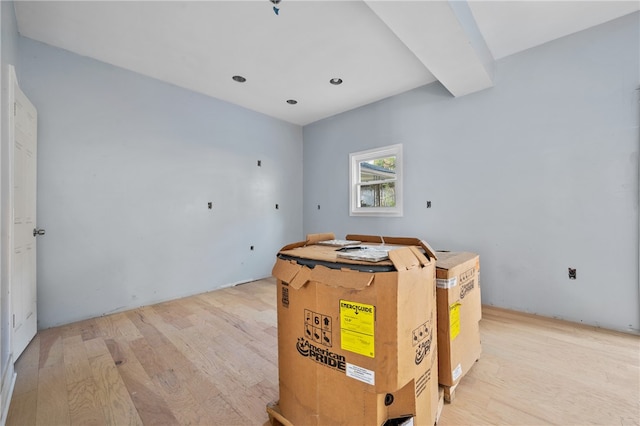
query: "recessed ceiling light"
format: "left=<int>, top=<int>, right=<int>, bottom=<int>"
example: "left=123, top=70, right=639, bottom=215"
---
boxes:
left=232, top=75, right=246, bottom=83
left=286, top=99, right=298, bottom=105
left=329, top=78, right=343, bottom=85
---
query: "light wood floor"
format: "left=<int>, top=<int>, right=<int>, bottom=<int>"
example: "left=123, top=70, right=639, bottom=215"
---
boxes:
left=7, top=278, right=640, bottom=426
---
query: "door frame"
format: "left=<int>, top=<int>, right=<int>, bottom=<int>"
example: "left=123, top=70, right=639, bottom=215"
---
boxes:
left=0, top=64, right=19, bottom=425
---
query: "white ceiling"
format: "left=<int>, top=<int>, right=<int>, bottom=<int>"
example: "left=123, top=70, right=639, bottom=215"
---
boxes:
left=13, top=1, right=639, bottom=126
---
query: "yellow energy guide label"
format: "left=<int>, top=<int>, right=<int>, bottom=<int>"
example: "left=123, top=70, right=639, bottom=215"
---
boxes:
left=450, top=302, right=461, bottom=340
left=340, top=300, right=375, bottom=358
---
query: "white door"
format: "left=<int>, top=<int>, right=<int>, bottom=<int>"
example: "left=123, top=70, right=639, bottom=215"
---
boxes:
left=9, top=66, right=38, bottom=359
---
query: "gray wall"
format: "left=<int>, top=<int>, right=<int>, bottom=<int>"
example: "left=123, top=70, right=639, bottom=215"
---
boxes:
left=303, top=13, right=640, bottom=333
left=1, top=0, right=19, bottom=374
left=18, top=38, right=303, bottom=329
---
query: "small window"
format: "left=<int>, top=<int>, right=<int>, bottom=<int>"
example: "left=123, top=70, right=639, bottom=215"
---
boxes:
left=350, top=144, right=402, bottom=217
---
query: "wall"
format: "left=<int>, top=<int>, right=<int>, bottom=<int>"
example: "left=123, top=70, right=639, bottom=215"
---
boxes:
left=18, top=37, right=303, bottom=329
left=303, top=13, right=640, bottom=333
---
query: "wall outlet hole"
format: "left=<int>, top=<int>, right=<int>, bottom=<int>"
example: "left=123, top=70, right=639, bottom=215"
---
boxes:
left=568, top=268, right=577, bottom=279
left=257, top=160, right=262, bottom=167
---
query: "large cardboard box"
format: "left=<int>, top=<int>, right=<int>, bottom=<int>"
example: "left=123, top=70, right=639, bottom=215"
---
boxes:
left=435, top=251, right=482, bottom=388
left=272, top=234, right=440, bottom=425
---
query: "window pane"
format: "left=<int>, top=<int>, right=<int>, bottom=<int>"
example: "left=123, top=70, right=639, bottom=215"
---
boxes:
left=350, top=143, right=402, bottom=217
left=359, top=182, right=396, bottom=207
left=359, top=156, right=396, bottom=183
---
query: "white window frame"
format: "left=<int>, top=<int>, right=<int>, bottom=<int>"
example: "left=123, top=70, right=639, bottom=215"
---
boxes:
left=349, top=144, right=403, bottom=217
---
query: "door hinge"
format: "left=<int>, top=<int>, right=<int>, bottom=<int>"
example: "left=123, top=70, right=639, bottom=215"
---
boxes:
left=12, top=314, right=15, bottom=328
left=13, top=102, right=16, bottom=116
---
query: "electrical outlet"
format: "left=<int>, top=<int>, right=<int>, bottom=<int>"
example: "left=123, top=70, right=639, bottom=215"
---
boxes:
left=568, top=268, right=576, bottom=279
left=208, top=202, right=212, bottom=209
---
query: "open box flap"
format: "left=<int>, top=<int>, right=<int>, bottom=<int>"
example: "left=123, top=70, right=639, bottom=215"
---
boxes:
left=279, top=240, right=308, bottom=251
left=277, top=232, right=336, bottom=252
left=306, top=232, right=336, bottom=244
left=272, top=258, right=303, bottom=284
left=388, top=246, right=430, bottom=270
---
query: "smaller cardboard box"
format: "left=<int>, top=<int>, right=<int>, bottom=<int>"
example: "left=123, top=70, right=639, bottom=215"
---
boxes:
left=435, top=251, right=482, bottom=387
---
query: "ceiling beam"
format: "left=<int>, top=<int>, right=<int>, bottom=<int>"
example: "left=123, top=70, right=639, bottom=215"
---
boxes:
left=365, top=0, right=494, bottom=97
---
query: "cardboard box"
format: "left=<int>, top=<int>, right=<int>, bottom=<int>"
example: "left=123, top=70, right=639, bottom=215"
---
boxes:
left=272, top=234, right=440, bottom=426
left=435, top=251, right=482, bottom=388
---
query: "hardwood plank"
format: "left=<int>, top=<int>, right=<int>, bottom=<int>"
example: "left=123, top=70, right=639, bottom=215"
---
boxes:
left=85, top=339, right=143, bottom=426
left=207, top=332, right=274, bottom=388
left=199, top=393, right=254, bottom=425
left=38, top=327, right=63, bottom=369
left=150, top=367, right=212, bottom=425
left=7, top=337, right=40, bottom=425
left=12, top=334, right=40, bottom=396
left=152, top=300, right=194, bottom=330
left=127, top=337, right=168, bottom=379
left=61, top=334, right=107, bottom=425
left=125, top=307, right=173, bottom=348
left=105, top=338, right=178, bottom=425
left=264, top=325, right=278, bottom=338
left=172, top=297, right=225, bottom=330
left=80, top=319, right=107, bottom=342
left=34, top=328, right=69, bottom=426
left=67, top=378, right=106, bottom=426
left=60, top=318, right=102, bottom=341
left=94, top=312, right=143, bottom=341
left=63, top=335, right=94, bottom=385
left=35, top=364, right=70, bottom=426
left=159, top=324, right=225, bottom=383
left=149, top=340, right=221, bottom=406
left=6, top=388, right=37, bottom=426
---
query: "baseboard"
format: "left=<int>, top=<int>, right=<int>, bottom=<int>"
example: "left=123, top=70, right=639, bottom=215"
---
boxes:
left=0, top=358, right=16, bottom=426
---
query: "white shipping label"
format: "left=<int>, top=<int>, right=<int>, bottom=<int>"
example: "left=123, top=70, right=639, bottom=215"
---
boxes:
left=452, top=364, right=463, bottom=381
left=346, top=363, right=375, bottom=386
left=436, top=277, right=458, bottom=289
